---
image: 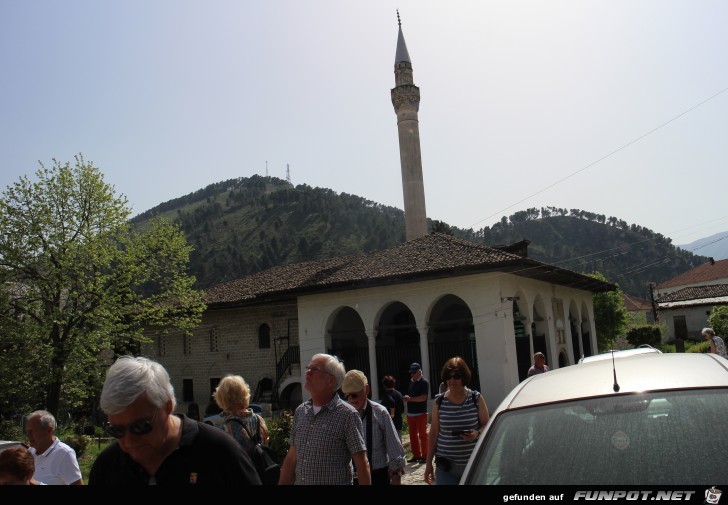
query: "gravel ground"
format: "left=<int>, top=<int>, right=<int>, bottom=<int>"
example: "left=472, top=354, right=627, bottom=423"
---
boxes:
left=400, top=433, right=427, bottom=485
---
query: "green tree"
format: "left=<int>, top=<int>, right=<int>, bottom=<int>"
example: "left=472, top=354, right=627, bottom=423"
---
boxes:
left=588, top=271, right=628, bottom=351
left=708, top=306, right=728, bottom=338
left=430, top=220, right=453, bottom=235
left=0, top=155, right=205, bottom=420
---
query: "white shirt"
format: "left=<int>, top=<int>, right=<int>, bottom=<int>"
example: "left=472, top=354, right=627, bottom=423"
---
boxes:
left=30, top=437, right=82, bottom=485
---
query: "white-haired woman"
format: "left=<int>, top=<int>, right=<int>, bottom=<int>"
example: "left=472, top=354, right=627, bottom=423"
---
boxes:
left=214, top=374, right=270, bottom=449
left=702, top=327, right=727, bottom=359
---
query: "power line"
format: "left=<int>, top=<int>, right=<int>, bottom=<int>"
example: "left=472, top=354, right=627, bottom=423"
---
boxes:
left=470, top=86, right=728, bottom=230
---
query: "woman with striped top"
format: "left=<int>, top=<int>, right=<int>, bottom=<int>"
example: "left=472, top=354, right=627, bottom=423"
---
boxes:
left=423, top=357, right=490, bottom=485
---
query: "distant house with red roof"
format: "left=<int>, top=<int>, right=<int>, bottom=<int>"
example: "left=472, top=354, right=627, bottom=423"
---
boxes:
left=654, top=258, right=728, bottom=341
left=622, top=293, right=655, bottom=323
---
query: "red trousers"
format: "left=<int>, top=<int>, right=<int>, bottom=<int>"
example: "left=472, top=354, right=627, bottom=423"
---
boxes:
left=407, top=413, right=428, bottom=459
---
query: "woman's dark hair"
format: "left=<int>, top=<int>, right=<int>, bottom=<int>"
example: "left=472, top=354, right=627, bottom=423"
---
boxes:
left=440, top=356, right=472, bottom=384
left=382, top=375, right=396, bottom=389
left=0, top=446, right=34, bottom=483
left=186, top=402, right=200, bottom=421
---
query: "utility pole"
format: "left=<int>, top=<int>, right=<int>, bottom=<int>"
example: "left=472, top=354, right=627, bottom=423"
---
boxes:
left=648, top=283, right=659, bottom=323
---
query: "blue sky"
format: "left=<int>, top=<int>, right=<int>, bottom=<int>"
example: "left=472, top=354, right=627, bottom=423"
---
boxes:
left=1, top=0, right=727, bottom=246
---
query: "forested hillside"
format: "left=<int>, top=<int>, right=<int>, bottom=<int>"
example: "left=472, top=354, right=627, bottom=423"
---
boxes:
left=133, top=175, right=406, bottom=288
left=133, top=177, right=709, bottom=298
left=449, top=207, right=707, bottom=297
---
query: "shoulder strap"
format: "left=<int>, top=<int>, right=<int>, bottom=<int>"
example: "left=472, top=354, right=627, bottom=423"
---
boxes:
left=254, top=414, right=262, bottom=443
left=437, top=390, right=479, bottom=409
left=365, top=401, right=373, bottom=463
left=472, top=390, right=480, bottom=405
left=227, top=416, right=257, bottom=444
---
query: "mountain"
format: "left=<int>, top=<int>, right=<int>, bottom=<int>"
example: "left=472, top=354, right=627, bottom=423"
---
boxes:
left=132, top=176, right=710, bottom=299
left=676, top=231, right=728, bottom=261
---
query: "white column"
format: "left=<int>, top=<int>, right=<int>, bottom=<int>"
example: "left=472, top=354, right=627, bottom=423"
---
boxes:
left=366, top=329, right=379, bottom=399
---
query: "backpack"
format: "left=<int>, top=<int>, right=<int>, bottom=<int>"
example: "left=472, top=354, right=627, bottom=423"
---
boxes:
left=226, top=415, right=281, bottom=485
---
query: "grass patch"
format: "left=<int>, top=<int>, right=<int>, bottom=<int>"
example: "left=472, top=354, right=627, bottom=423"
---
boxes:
left=78, top=438, right=113, bottom=485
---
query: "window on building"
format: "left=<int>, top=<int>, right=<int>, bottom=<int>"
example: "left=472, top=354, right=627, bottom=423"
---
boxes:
left=206, top=378, right=222, bottom=416
left=258, top=323, right=271, bottom=349
left=182, top=378, right=194, bottom=402
left=513, top=301, right=526, bottom=337
left=157, top=335, right=166, bottom=356
left=210, top=326, right=218, bottom=352
left=183, top=333, right=191, bottom=355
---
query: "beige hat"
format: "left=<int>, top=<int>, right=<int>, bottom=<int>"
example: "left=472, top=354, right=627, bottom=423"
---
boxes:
left=341, top=370, right=368, bottom=394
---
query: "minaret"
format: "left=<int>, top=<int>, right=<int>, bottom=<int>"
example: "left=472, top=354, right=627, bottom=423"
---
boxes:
left=391, top=11, right=428, bottom=241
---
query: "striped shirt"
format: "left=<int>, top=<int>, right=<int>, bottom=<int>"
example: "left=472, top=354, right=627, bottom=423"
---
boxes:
left=361, top=400, right=406, bottom=472
left=435, top=389, right=480, bottom=466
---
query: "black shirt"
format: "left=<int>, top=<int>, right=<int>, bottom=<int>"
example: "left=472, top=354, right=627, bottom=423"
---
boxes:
left=89, top=414, right=261, bottom=485
left=381, top=389, right=404, bottom=431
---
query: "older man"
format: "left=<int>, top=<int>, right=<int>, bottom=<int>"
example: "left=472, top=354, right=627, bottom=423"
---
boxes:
left=278, top=353, right=371, bottom=485
left=25, top=410, right=83, bottom=485
left=89, top=355, right=261, bottom=485
left=342, top=370, right=406, bottom=485
left=527, top=352, right=550, bottom=377
left=403, top=362, right=429, bottom=463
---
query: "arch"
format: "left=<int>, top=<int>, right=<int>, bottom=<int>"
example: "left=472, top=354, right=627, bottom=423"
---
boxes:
left=327, top=306, right=369, bottom=378
left=375, top=301, right=420, bottom=396
left=258, top=323, right=271, bottom=349
left=252, top=375, right=274, bottom=403
left=277, top=377, right=303, bottom=411
left=512, top=294, right=531, bottom=382
left=568, top=300, right=581, bottom=362
left=558, top=350, right=568, bottom=368
left=427, top=294, right=478, bottom=396
left=580, top=300, right=594, bottom=358
left=532, top=295, right=550, bottom=364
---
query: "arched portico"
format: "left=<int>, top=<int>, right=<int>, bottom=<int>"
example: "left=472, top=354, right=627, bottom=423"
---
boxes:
left=427, top=294, right=478, bottom=396
left=375, top=301, right=420, bottom=397
left=568, top=301, right=581, bottom=362
left=326, top=306, right=369, bottom=381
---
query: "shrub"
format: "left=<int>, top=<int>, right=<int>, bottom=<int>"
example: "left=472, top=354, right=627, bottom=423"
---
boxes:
left=63, top=434, right=91, bottom=459
left=626, top=324, right=662, bottom=348
left=709, top=306, right=728, bottom=337
left=266, top=409, right=293, bottom=461
left=0, top=418, right=23, bottom=441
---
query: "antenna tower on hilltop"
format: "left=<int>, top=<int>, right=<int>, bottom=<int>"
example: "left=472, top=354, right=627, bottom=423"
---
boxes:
left=287, top=163, right=291, bottom=184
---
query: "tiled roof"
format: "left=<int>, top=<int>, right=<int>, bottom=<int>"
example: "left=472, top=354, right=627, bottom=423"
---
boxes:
left=656, top=259, right=728, bottom=289
left=655, top=284, right=728, bottom=303
left=204, top=233, right=616, bottom=307
left=622, top=293, right=652, bottom=312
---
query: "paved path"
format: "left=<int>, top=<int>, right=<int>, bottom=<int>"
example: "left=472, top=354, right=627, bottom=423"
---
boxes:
left=400, top=433, right=427, bottom=485
left=401, top=459, right=427, bottom=485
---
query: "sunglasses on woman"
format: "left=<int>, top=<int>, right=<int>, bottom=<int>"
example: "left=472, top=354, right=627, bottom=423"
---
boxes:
left=445, top=373, right=463, bottom=380
left=104, top=409, right=158, bottom=439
